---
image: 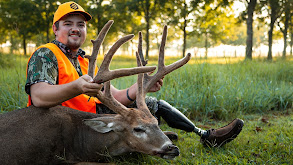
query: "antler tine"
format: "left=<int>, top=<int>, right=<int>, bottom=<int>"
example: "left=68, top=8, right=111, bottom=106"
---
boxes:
left=145, top=25, right=191, bottom=93
left=86, top=20, right=114, bottom=78
left=93, top=34, right=156, bottom=84
left=138, top=31, right=148, bottom=66
left=136, top=25, right=191, bottom=111
left=158, top=25, right=167, bottom=71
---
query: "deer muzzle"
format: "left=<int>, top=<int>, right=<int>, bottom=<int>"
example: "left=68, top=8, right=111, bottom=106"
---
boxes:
left=153, top=144, right=180, bottom=159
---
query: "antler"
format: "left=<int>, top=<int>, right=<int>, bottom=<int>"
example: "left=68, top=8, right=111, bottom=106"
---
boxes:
left=136, top=25, right=191, bottom=114
left=86, top=20, right=157, bottom=117
left=86, top=20, right=114, bottom=78
left=138, top=31, right=148, bottom=66
left=86, top=20, right=156, bottom=83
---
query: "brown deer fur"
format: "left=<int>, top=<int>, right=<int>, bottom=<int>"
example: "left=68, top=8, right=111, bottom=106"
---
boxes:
left=0, top=105, right=177, bottom=164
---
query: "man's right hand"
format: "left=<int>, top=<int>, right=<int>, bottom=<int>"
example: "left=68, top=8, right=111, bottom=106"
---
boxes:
left=30, top=74, right=103, bottom=108
left=77, top=74, right=103, bottom=96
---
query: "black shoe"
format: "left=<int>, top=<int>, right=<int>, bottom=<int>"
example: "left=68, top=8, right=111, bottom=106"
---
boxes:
left=200, top=118, right=244, bottom=147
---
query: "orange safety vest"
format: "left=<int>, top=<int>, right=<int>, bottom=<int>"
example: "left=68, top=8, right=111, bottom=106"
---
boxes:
left=27, top=43, right=101, bottom=113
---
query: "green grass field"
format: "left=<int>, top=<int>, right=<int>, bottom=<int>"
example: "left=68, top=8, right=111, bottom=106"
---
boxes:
left=0, top=53, right=292, bottom=164
left=111, top=110, right=293, bottom=164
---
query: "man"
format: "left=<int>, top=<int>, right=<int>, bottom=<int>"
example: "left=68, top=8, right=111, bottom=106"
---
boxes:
left=26, top=1, right=243, bottom=147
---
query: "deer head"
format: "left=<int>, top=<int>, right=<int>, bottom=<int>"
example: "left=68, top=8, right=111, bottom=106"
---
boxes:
left=83, top=20, right=190, bottom=159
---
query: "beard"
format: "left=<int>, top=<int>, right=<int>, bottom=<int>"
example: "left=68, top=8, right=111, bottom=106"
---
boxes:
left=67, top=40, right=83, bottom=50
left=66, top=30, right=85, bottom=50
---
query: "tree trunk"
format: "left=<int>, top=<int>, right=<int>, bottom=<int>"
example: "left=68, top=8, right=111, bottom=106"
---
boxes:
left=23, top=35, right=27, bottom=56
left=96, top=0, right=104, bottom=55
left=290, top=26, right=293, bottom=56
left=9, top=34, right=14, bottom=54
left=46, top=12, right=50, bottom=43
left=182, top=1, right=187, bottom=58
left=282, top=30, right=288, bottom=58
left=267, top=0, right=279, bottom=61
left=183, top=24, right=186, bottom=58
left=282, top=4, right=290, bottom=58
left=268, top=25, right=273, bottom=60
left=46, top=26, right=50, bottom=43
left=45, top=3, right=50, bottom=44
left=205, top=31, right=208, bottom=59
left=145, top=0, right=150, bottom=59
left=245, top=0, right=256, bottom=60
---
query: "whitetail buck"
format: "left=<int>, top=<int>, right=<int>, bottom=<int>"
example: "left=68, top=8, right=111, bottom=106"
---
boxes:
left=0, top=20, right=191, bottom=164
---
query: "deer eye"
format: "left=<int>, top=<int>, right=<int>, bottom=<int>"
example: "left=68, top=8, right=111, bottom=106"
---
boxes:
left=133, top=127, right=145, bottom=133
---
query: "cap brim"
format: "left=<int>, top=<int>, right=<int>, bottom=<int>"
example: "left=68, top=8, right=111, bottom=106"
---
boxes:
left=70, top=11, right=92, bottom=21
left=56, top=11, right=92, bottom=25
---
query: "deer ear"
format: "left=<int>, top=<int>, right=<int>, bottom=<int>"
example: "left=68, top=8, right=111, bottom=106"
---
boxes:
left=84, top=117, right=123, bottom=133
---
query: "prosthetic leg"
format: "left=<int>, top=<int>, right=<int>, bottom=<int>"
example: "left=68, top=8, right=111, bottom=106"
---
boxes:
left=156, top=100, right=244, bottom=147
left=155, top=100, right=207, bottom=136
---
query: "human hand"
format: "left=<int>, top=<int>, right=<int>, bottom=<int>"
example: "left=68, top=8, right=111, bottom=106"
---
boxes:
left=77, top=74, right=103, bottom=96
left=148, top=78, right=164, bottom=93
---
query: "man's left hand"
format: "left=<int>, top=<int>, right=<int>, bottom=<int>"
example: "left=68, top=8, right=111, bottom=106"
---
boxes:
left=148, top=78, right=164, bottom=92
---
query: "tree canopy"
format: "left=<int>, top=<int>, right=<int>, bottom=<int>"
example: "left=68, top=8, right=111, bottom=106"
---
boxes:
left=0, top=0, right=292, bottom=59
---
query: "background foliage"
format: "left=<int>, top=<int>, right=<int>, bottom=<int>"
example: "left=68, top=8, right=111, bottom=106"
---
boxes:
left=0, top=0, right=292, bottom=59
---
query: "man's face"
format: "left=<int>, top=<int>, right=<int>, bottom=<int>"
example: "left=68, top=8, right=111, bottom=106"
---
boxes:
left=53, top=14, right=87, bottom=51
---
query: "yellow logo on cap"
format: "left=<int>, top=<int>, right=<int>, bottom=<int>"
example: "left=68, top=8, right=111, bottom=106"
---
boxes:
left=70, top=3, right=79, bottom=10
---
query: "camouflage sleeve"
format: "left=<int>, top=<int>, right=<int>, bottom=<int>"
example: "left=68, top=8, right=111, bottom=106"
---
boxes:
left=25, top=48, right=58, bottom=95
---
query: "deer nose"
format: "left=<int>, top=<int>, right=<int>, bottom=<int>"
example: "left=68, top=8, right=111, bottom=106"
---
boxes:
left=164, top=144, right=179, bottom=153
left=153, top=144, right=180, bottom=159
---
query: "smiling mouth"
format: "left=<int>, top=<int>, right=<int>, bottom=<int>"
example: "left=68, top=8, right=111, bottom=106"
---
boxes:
left=69, top=34, right=80, bottom=37
left=69, top=32, right=81, bottom=37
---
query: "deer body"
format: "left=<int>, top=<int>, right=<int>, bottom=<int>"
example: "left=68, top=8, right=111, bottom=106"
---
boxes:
left=0, top=105, right=178, bottom=164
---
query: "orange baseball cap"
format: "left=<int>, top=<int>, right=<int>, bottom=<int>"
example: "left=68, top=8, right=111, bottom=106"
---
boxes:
left=53, top=1, right=92, bottom=24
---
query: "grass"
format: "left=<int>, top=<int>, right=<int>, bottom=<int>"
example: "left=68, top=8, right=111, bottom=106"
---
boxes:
left=109, top=109, right=293, bottom=164
left=0, top=53, right=292, bottom=164
left=0, top=53, right=28, bottom=112
left=108, top=55, right=293, bottom=120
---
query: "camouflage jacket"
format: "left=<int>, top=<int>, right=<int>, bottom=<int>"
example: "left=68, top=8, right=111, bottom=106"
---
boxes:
left=25, top=40, right=86, bottom=95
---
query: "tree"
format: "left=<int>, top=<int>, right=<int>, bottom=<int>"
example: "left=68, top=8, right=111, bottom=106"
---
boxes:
left=0, top=11, right=8, bottom=45
left=111, top=0, right=145, bottom=56
left=277, top=0, right=293, bottom=58
left=166, top=0, right=200, bottom=57
left=193, top=0, right=237, bottom=58
left=289, top=13, right=293, bottom=56
left=33, top=0, right=59, bottom=43
left=244, top=0, right=257, bottom=60
left=127, top=0, right=168, bottom=59
left=265, top=0, right=282, bottom=60
left=86, top=0, right=117, bottom=55
left=0, top=0, right=42, bottom=55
